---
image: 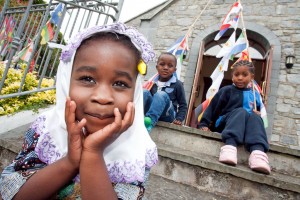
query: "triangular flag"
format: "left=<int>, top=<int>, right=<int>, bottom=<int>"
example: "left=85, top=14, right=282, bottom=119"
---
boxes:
left=210, top=57, right=229, bottom=82
left=18, top=42, right=34, bottom=62
left=229, top=32, right=248, bottom=59
left=231, top=49, right=252, bottom=68
left=175, top=52, right=184, bottom=80
left=216, top=31, right=236, bottom=58
left=50, top=3, right=64, bottom=26
left=206, top=71, right=224, bottom=99
left=143, top=73, right=158, bottom=91
left=167, top=35, right=189, bottom=56
left=40, top=21, right=54, bottom=45
left=214, top=2, right=243, bottom=41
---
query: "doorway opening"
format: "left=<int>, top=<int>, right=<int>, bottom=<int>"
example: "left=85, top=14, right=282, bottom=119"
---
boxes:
left=187, top=28, right=273, bottom=128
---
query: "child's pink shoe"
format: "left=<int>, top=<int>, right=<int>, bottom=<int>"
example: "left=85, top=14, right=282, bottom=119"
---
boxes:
left=248, top=150, right=271, bottom=175
left=219, top=145, right=237, bottom=166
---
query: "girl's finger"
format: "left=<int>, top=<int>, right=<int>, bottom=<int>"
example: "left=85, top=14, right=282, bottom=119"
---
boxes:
left=65, top=97, right=71, bottom=123
left=105, top=108, right=122, bottom=135
left=122, top=102, right=134, bottom=129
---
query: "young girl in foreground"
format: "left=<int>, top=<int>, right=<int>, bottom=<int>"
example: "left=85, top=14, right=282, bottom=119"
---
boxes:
left=198, top=60, right=271, bottom=175
left=0, top=22, right=158, bottom=199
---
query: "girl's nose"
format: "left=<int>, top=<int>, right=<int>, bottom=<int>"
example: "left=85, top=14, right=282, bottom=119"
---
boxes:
left=91, top=85, right=114, bottom=104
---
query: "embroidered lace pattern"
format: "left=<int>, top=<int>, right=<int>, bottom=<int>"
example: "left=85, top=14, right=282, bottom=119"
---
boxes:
left=34, top=116, right=63, bottom=165
left=60, top=22, right=155, bottom=64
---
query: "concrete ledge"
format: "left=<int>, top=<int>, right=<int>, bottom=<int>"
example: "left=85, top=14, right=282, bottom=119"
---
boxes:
left=155, top=143, right=300, bottom=194
left=156, top=121, right=300, bottom=157
left=150, top=122, right=300, bottom=196
left=154, top=122, right=300, bottom=177
left=152, top=155, right=300, bottom=199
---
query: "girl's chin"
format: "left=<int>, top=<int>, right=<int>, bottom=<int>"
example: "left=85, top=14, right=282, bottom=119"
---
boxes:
left=84, top=123, right=109, bottom=134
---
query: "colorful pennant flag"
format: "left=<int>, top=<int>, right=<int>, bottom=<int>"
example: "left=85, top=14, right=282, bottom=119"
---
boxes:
left=216, top=31, right=236, bottom=58
left=229, top=32, right=248, bottom=59
left=167, top=35, right=189, bottom=56
left=0, top=17, right=7, bottom=42
left=210, top=56, right=230, bottom=82
left=18, top=42, right=34, bottom=62
left=231, top=49, right=252, bottom=68
left=248, top=81, right=268, bottom=128
left=195, top=96, right=213, bottom=123
left=50, top=3, right=64, bottom=26
left=206, top=71, right=224, bottom=99
left=167, top=35, right=189, bottom=80
left=143, top=73, right=158, bottom=91
left=214, top=2, right=243, bottom=41
left=6, top=16, right=15, bottom=43
left=40, top=21, right=54, bottom=45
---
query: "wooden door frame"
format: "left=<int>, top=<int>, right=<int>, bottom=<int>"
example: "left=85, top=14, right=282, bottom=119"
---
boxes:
left=185, top=42, right=204, bottom=126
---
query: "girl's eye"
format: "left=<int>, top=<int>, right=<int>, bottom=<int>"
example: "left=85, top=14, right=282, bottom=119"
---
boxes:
left=79, top=76, right=96, bottom=84
left=113, top=81, right=129, bottom=88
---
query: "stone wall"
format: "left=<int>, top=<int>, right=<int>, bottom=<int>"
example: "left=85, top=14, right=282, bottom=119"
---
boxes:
left=126, top=0, right=300, bottom=149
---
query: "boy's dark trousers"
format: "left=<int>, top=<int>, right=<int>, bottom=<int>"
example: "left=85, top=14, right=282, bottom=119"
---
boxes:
left=216, top=108, right=269, bottom=152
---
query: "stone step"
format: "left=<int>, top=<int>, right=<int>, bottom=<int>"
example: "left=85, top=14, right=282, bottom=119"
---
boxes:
left=150, top=122, right=300, bottom=198
left=144, top=174, right=229, bottom=200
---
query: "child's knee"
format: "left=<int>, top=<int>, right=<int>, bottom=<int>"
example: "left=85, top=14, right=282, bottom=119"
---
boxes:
left=154, top=90, right=169, bottom=100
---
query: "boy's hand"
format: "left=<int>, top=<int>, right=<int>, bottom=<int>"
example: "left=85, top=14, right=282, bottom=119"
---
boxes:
left=65, top=97, right=86, bottom=170
left=253, top=109, right=261, bottom=115
left=172, top=119, right=182, bottom=125
left=199, top=126, right=210, bottom=131
left=83, top=102, right=135, bottom=153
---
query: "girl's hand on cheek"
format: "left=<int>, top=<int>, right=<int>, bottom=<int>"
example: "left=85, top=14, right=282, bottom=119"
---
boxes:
left=83, top=102, right=135, bottom=153
left=65, top=97, right=86, bottom=170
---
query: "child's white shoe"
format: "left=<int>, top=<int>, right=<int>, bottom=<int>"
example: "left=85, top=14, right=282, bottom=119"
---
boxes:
left=219, top=145, right=237, bottom=166
left=248, top=150, right=271, bottom=175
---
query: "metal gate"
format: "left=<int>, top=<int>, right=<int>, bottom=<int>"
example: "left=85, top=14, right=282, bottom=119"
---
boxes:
left=0, top=0, right=123, bottom=100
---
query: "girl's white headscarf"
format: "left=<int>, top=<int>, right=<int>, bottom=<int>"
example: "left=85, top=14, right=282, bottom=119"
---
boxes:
left=32, top=22, right=158, bottom=183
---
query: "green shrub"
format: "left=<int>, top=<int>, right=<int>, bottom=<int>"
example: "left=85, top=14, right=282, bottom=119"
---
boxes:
left=0, top=62, right=56, bottom=115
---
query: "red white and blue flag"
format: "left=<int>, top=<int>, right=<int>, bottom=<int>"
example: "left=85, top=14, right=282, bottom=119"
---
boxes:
left=167, top=35, right=188, bottom=55
left=214, top=2, right=243, bottom=41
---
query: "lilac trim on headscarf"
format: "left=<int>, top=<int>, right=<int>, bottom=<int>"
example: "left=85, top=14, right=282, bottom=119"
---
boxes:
left=60, top=22, right=155, bottom=64
left=33, top=116, right=62, bottom=164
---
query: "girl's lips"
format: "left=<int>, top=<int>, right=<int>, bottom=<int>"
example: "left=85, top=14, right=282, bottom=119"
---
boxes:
left=86, top=113, right=113, bottom=120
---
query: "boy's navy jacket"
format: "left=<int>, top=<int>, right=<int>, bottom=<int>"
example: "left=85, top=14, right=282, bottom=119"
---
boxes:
left=199, top=85, right=261, bottom=129
left=150, top=75, right=187, bottom=122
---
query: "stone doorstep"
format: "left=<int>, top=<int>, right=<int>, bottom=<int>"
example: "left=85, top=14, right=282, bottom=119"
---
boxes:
left=153, top=122, right=300, bottom=177
left=155, top=143, right=300, bottom=194
left=156, top=121, right=300, bottom=158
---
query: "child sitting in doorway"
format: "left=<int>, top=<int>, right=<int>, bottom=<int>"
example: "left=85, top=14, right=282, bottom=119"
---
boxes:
left=0, top=22, right=158, bottom=199
left=143, top=52, right=188, bottom=132
left=198, top=60, right=271, bottom=175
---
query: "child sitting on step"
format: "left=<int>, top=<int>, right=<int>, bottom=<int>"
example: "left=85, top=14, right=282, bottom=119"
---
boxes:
left=143, top=52, right=188, bottom=133
left=198, top=60, right=271, bottom=175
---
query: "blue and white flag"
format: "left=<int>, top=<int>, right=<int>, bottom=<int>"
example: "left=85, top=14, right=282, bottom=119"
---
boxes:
left=50, top=3, right=64, bottom=26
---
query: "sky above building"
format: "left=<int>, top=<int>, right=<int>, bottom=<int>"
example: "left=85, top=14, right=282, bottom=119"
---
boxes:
left=119, top=0, right=165, bottom=22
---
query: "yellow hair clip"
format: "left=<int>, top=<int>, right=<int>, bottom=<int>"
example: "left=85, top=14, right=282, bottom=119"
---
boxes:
left=137, top=60, right=147, bottom=75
